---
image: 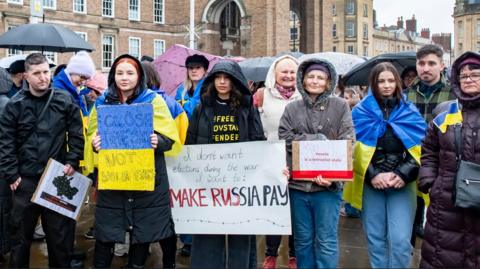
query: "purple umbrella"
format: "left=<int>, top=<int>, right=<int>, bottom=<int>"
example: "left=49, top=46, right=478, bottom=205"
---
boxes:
left=153, top=44, right=225, bottom=97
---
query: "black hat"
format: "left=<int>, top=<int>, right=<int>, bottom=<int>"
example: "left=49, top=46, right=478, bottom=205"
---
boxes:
left=8, top=60, right=25, bottom=74
left=141, top=55, right=154, bottom=62
left=185, top=54, right=209, bottom=70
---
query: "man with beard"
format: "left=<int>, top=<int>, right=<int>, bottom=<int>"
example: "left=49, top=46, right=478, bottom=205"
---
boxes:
left=404, top=44, right=456, bottom=247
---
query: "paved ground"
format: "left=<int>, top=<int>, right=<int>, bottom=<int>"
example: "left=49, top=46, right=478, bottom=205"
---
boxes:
left=0, top=200, right=422, bottom=268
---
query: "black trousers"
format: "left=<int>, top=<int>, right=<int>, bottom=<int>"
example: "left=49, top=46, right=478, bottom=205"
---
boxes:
left=9, top=179, right=75, bottom=268
left=94, top=240, right=150, bottom=268
left=159, top=234, right=177, bottom=268
left=411, top=196, right=425, bottom=246
left=265, top=235, right=295, bottom=258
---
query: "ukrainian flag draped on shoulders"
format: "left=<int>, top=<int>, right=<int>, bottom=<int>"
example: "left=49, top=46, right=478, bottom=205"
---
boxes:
left=343, top=91, right=427, bottom=210
left=83, top=88, right=182, bottom=175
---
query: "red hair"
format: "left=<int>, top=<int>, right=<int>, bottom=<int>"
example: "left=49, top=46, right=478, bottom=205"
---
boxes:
left=113, top=57, right=141, bottom=102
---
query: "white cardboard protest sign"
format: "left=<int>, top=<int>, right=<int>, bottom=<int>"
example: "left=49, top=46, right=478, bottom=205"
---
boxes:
left=166, top=141, right=290, bottom=235
left=32, top=159, right=92, bottom=220
left=292, top=140, right=353, bottom=181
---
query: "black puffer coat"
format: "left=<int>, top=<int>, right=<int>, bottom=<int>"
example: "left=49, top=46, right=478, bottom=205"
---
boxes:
left=186, top=60, right=265, bottom=144
left=419, top=51, right=480, bottom=269
left=92, top=54, right=176, bottom=244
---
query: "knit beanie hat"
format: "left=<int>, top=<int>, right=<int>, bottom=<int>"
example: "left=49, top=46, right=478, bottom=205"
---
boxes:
left=65, top=51, right=95, bottom=78
left=305, top=63, right=330, bottom=78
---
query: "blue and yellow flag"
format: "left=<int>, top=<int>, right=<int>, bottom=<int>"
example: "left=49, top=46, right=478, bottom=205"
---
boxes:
left=433, top=100, right=462, bottom=133
left=343, top=92, right=427, bottom=210
left=83, top=89, right=182, bottom=176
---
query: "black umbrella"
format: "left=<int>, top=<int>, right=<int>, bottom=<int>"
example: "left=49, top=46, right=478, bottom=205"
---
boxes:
left=342, top=51, right=416, bottom=86
left=0, top=23, right=94, bottom=52
left=239, top=56, right=276, bottom=82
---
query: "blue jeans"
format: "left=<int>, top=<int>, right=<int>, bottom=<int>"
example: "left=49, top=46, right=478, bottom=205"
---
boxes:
left=191, top=234, right=255, bottom=269
left=362, top=183, right=416, bottom=268
left=290, top=189, right=342, bottom=269
left=179, top=234, right=192, bottom=245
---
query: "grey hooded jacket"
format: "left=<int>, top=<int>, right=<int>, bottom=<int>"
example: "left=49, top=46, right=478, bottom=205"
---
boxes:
left=278, top=58, right=355, bottom=192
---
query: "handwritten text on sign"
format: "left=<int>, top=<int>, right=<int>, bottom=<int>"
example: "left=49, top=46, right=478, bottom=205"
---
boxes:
left=166, top=141, right=290, bottom=235
left=97, top=104, right=153, bottom=149
left=97, top=104, right=155, bottom=191
left=292, top=140, right=353, bottom=180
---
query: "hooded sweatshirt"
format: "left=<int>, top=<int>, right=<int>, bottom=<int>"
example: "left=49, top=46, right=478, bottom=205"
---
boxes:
left=254, top=55, right=302, bottom=141
left=278, top=58, right=355, bottom=192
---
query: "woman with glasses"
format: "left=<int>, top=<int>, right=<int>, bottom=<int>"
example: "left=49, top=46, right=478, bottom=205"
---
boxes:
left=419, top=51, right=480, bottom=269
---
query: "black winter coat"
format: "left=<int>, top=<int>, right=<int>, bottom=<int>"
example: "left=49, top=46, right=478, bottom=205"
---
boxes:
left=93, top=55, right=175, bottom=244
left=185, top=60, right=265, bottom=145
left=419, top=51, right=480, bottom=269
left=0, top=88, right=84, bottom=184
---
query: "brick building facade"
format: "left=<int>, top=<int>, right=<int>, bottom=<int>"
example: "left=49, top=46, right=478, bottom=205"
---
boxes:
left=0, top=0, right=333, bottom=71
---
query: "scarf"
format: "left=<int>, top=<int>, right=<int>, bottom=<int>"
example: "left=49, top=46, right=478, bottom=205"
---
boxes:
left=275, top=83, right=295, bottom=99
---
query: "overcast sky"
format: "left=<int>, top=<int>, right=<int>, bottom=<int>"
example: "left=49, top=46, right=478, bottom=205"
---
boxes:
left=373, top=0, right=455, bottom=35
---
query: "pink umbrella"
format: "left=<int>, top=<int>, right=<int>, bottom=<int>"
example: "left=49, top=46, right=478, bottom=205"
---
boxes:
left=153, top=44, right=225, bottom=97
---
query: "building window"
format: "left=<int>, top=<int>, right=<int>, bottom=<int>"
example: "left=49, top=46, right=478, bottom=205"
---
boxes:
left=154, top=39, right=165, bottom=58
left=128, top=37, right=141, bottom=59
left=220, top=2, right=241, bottom=39
left=102, top=35, right=114, bottom=68
left=75, top=32, right=87, bottom=41
left=346, top=1, right=355, bottom=15
left=459, top=43, right=463, bottom=53
left=102, top=0, right=114, bottom=17
left=477, top=43, right=480, bottom=53
left=363, top=46, right=368, bottom=56
left=6, top=25, right=22, bottom=56
left=477, top=19, right=480, bottom=37
left=347, top=45, right=354, bottom=54
left=129, top=0, right=140, bottom=21
left=458, top=20, right=463, bottom=39
left=332, top=4, right=336, bottom=16
left=332, top=24, right=337, bottom=37
left=43, top=0, right=56, bottom=9
left=333, top=46, right=336, bottom=52
left=153, top=0, right=164, bottom=23
left=346, top=22, right=355, bottom=37
left=363, top=23, right=368, bottom=39
left=44, top=51, right=57, bottom=65
left=7, top=0, right=22, bottom=5
left=290, top=28, right=298, bottom=41
left=73, top=0, right=86, bottom=13
left=363, top=4, right=368, bottom=17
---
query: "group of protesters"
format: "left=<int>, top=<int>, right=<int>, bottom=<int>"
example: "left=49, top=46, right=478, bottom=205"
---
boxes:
left=0, top=42, right=478, bottom=269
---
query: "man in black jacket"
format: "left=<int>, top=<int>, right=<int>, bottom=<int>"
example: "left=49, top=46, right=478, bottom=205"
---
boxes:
left=0, top=53, right=84, bottom=268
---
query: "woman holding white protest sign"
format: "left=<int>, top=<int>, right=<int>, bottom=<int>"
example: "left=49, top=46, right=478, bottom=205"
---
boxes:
left=186, top=60, right=266, bottom=269
left=278, top=58, right=355, bottom=269
left=253, top=55, right=301, bottom=269
left=84, top=54, right=181, bottom=268
left=343, top=62, right=426, bottom=268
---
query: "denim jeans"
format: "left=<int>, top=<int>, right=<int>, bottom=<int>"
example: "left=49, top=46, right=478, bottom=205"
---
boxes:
left=362, top=183, right=416, bottom=268
left=290, top=189, right=342, bottom=269
left=191, top=234, right=255, bottom=269
left=179, top=234, right=192, bottom=245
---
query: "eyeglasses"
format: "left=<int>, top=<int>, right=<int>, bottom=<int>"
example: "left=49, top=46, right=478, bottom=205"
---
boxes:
left=459, top=73, right=480, bottom=82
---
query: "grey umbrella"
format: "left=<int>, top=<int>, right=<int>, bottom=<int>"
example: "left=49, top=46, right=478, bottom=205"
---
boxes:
left=239, top=56, right=276, bottom=82
left=0, top=23, right=94, bottom=52
left=342, top=51, right=416, bottom=86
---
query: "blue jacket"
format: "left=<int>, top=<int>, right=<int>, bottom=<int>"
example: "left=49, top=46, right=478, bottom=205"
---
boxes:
left=53, top=69, right=90, bottom=116
left=174, top=78, right=205, bottom=119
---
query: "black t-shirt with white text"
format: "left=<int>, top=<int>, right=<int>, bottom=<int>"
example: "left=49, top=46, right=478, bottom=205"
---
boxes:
left=212, top=98, right=240, bottom=143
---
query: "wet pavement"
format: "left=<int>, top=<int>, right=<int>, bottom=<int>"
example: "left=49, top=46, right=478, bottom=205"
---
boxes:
left=0, top=199, right=422, bottom=268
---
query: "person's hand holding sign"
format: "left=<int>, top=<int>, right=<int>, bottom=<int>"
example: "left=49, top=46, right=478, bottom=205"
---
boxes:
left=92, top=133, right=101, bottom=152
left=150, top=134, right=158, bottom=149
left=314, top=174, right=332, bottom=187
